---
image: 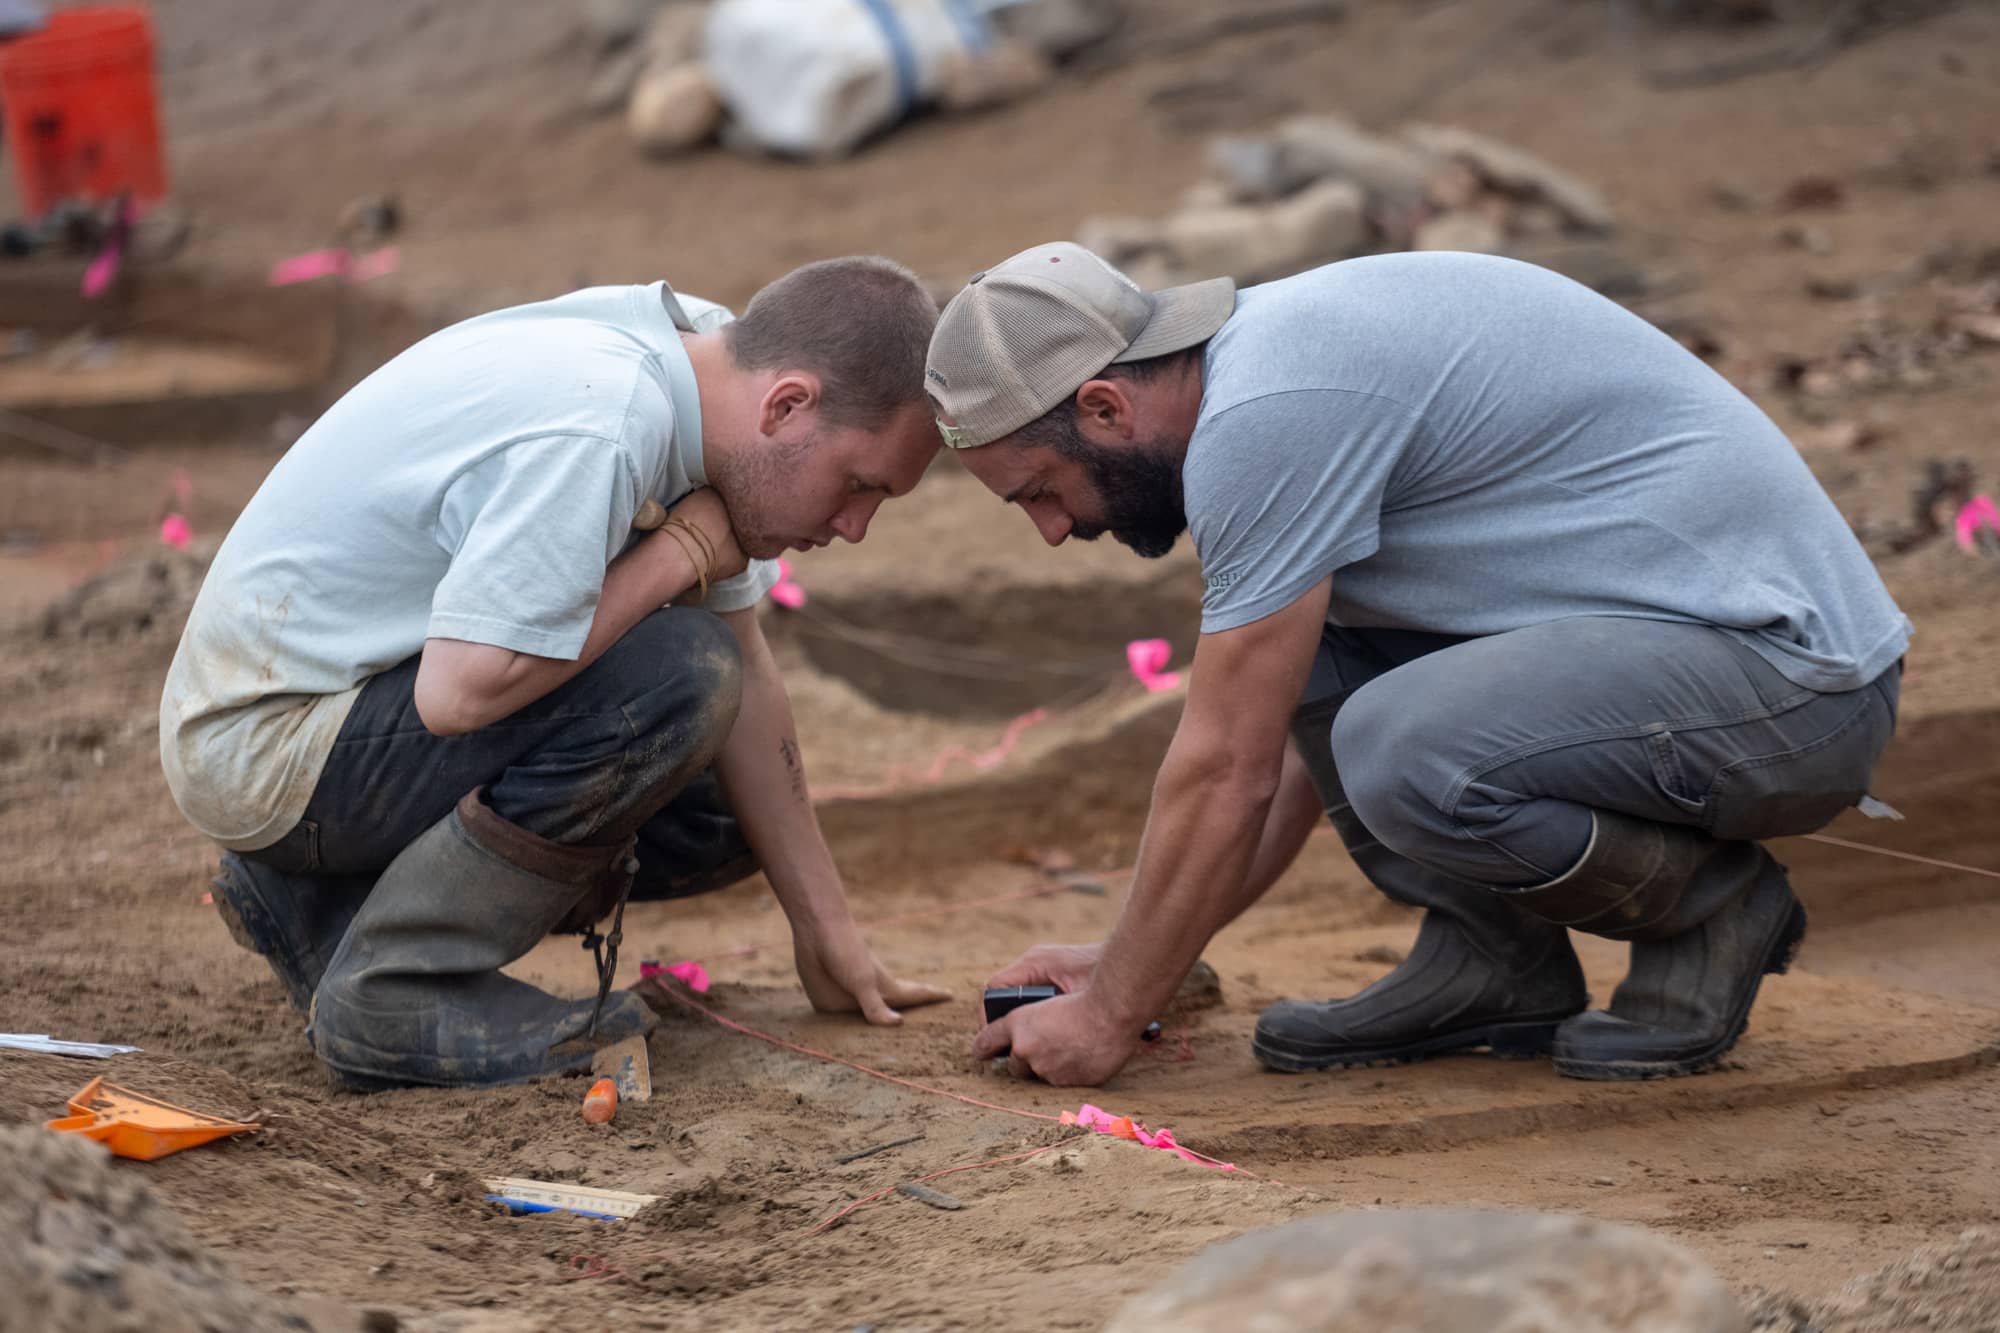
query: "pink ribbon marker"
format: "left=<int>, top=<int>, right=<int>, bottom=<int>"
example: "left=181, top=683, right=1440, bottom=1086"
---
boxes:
left=269, top=246, right=399, bottom=287
left=640, top=958, right=711, bottom=993
left=770, top=558, right=807, bottom=610
left=1061, top=1103, right=1234, bottom=1170
left=1956, top=495, right=2000, bottom=554
left=159, top=513, right=192, bottom=551
left=1125, top=638, right=1181, bottom=692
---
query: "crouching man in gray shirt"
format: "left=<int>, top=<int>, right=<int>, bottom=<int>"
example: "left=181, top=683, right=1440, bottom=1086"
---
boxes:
left=930, top=244, right=1907, bottom=1085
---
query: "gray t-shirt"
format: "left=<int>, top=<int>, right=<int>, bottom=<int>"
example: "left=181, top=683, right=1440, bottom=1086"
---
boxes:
left=160, top=282, right=779, bottom=850
left=1184, top=252, right=1909, bottom=693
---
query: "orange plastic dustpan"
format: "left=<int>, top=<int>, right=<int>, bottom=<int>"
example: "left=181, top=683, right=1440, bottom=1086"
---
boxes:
left=45, top=1077, right=259, bottom=1161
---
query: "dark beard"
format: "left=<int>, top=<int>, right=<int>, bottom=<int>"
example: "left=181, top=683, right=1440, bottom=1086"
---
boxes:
left=1062, top=437, right=1188, bottom=560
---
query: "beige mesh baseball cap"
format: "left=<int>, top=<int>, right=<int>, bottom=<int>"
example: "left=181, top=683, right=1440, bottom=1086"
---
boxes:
left=924, top=242, right=1236, bottom=449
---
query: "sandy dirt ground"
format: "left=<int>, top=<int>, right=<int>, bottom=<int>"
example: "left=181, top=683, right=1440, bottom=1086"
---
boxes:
left=3, top=1, right=2000, bottom=1329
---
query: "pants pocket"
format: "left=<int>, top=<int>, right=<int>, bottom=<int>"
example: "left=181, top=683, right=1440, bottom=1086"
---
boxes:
left=1643, top=725, right=1713, bottom=826
left=248, top=818, right=322, bottom=874
left=1693, top=688, right=1896, bottom=842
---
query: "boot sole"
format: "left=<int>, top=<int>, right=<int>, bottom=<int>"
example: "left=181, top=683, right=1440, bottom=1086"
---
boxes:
left=1253, top=1014, right=1578, bottom=1073
left=212, top=870, right=319, bottom=1014
left=1553, top=899, right=1808, bottom=1082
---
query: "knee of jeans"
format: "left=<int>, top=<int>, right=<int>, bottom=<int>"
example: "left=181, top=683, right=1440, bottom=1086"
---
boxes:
left=620, top=609, right=744, bottom=746
left=1329, top=682, right=1447, bottom=859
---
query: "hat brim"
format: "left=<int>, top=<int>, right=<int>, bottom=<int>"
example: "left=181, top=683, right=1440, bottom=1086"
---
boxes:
left=1112, top=276, right=1237, bottom=363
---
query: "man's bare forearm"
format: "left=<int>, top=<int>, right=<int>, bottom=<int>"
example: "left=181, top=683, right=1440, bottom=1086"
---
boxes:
left=1089, top=730, right=1282, bottom=1028
left=712, top=612, right=852, bottom=932
left=415, top=530, right=706, bottom=735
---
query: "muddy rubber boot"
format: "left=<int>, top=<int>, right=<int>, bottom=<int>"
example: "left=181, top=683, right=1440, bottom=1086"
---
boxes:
left=309, top=790, right=656, bottom=1090
left=211, top=854, right=373, bottom=1014
left=1506, top=810, right=1807, bottom=1081
left=1253, top=699, right=1589, bottom=1072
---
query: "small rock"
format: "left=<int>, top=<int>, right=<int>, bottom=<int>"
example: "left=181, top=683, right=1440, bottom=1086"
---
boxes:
left=1075, top=214, right=1167, bottom=268
left=1776, top=175, right=1846, bottom=213
left=936, top=40, right=1053, bottom=113
left=629, top=63, right=723, bottom=156
left=1413, top=211, right=1504, bottom=254
left=1425, top=160, right=1484, bottom=212
left=1402, top=124, right=1613, bottom=232
left=1275, top=114, right=1439, bottom=210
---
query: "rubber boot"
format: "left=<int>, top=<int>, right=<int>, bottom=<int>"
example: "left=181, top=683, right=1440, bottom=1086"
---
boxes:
left=1253, top=700, right=1589, bottom=1073
left=309, top=790, right=657, bottom=1090
left=211, top=853, right=373, bottom=1014
left=1506, top=810, right=1807, bottom=1081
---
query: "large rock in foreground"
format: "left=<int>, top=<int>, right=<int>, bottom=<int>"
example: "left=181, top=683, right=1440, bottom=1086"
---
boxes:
left=1107, top=1207, right=1746, bottom=1333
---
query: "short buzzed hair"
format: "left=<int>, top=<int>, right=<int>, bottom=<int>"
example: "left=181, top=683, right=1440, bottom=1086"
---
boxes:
left=727, top=256, right=939, bottom=431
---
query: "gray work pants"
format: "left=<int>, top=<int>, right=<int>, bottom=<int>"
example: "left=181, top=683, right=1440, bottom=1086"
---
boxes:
left=1298, top=617, right=1900, bottom=887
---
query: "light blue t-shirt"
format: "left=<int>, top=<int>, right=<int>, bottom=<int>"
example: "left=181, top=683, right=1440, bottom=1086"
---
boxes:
left=1185, top=253, right=1909, bottom=693
left=160, top=282, right=779, bottom=849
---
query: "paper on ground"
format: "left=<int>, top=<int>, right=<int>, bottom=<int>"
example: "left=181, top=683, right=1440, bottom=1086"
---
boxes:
left=0, top=1034, right=140, bottom=1058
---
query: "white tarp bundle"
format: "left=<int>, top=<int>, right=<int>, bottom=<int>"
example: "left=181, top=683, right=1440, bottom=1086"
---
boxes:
left=704, top=0, right=1000, bottom=158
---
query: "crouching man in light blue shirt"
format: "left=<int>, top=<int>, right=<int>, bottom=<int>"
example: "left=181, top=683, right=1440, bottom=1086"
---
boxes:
left=163, top=258, right=950, bottom=1089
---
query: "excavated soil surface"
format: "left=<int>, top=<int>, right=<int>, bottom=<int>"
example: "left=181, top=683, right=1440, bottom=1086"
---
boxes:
left=3, top=2, right=1999, bottom=1329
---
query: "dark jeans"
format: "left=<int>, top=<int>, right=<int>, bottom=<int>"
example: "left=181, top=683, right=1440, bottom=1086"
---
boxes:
left=1298, top=617, right=1901, bottom=886
left=245, top=607, right=758, bottom=899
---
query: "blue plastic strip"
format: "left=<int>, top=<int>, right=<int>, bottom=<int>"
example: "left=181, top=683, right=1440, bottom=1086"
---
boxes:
left=856, top=0, right=921, bottom=117
left=488, top=1196, right=625, bottom=1221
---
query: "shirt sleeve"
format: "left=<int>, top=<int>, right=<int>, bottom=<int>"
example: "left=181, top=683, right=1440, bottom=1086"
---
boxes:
left=704, top=557, right=782, bottom=613
left=429, top=435, right=639, bottom=659
left=1189, top=388, right=1421, bottom=633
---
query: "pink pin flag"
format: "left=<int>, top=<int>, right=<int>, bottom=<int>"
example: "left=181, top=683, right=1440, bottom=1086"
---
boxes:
left=640, top=958, right=711, bottom=993
left=1956, top=495, right=2000, bottom=554
left=770, top=558, right=807, bottom=610
left=81, top=243, right=123, bottom=299
left=159, top=513, right=192, bottom=550
left=269, top=248, right=350, bottom=286
left=1126, top=638, right=1181, bottom=692
left=347, top=246, right=400, bottom=282
left=1061, top=1102, right=1234, bottom=1170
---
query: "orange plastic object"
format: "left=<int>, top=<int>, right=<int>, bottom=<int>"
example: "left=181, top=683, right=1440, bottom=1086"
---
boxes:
left=45, top=1077, right=258, bottom=1161
left=581, top=1077, right=619, bottom=1125
left=0, top=6, right=170, bottom=220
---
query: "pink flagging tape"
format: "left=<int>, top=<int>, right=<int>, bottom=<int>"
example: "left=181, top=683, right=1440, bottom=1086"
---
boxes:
left=1125, top=638, right=1181, bottom=692
left=1956, top=495, right=2000, bottom=553
left=1064, top=1103, right=1235, bottom=1171
left=1800, top=833, right=2000, bottom=882
left=159, top=513, right=192, bottom=551
left=770, top=558, right=807, bottom=610
left=814, top=707, right=1051, bottom=801
left=638, top=959, right=711, bottom=993
left=269, top=246, right=399, bottom=287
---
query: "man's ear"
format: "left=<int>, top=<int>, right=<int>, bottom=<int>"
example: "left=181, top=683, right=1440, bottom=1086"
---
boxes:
left=1073, top=378, right=1136, bottom=441
left=758, top=372, right=820, bottom=436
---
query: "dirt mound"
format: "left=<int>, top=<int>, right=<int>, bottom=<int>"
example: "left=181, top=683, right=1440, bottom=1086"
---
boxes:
left=36, top=548, right=208, bottom=643
left=1747, top=1228, right=2000, bottom=1332
left=0, top=1124, right=301, bottom=1333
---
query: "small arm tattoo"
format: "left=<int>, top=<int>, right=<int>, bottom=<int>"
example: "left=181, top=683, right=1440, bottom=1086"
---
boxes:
left=778, top=735, right=807, bottom=804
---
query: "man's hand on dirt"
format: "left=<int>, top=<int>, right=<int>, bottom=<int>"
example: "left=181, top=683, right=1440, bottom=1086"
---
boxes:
left=984, top=942, right=1103, bottom=998
left=793, top=919, right=951, bottom=1026
left=972, top=989, right=1137, bottom=1087
left=665, top=487, right=751, bottom=585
